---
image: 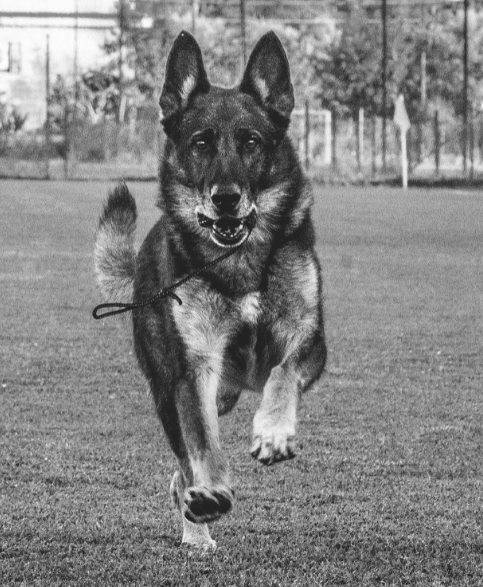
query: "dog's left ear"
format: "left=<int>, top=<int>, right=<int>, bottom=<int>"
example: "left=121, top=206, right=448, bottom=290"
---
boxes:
left=240, top=31, right=294, bottom=126
left=159, top=31, right=209, bottom=127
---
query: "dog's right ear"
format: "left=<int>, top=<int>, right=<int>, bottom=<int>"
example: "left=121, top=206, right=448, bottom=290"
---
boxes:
left=159, top=31, right=209, bottom=129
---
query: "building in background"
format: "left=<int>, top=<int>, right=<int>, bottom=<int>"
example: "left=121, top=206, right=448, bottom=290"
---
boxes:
left=0, top=0, right=116, bottom=128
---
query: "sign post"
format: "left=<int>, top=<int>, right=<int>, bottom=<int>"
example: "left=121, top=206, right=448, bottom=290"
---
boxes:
left=394, top=94, right=410, bottom=189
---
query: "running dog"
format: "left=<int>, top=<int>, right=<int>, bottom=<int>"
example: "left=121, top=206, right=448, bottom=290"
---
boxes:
left=94, top=30, right=327, bottom=549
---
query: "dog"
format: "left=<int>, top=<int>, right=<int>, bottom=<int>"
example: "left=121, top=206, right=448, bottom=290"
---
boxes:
left=94, top=30, right=327, bottom=550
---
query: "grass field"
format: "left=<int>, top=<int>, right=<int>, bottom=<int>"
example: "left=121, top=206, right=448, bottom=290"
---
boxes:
left=0, top=179, right=480, bottom=585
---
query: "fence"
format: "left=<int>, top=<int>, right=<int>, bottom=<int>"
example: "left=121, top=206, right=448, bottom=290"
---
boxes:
left=0, top=116, right=163, bottom=180
left=290, top=104, right=483, bottom=183
left=0, top=103, right=481, bottom=183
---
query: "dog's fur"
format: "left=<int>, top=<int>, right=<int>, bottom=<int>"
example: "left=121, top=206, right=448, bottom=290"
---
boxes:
left=94, top=31, right=326, bottom=549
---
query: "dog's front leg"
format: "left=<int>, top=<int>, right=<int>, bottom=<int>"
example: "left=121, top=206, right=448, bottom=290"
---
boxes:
left=170, top=470, right=217, bottom=550
left=169, top=285, right=234, bottom=528
left=251, top=362, right=299, bottom=464
left=250, top=247, right=327, bottom=464
left=251, top=329, right=326, bottom=464
left=173, top=364, right=233, bottom=526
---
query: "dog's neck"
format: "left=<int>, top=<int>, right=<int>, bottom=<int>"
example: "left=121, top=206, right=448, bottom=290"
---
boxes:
left=166, top=226, right=272, bottom=297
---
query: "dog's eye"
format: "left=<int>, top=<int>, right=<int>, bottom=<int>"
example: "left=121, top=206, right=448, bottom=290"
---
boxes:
left=194, top=139, right=209, bottom=152
left=244, top=136, right=259, bottom=153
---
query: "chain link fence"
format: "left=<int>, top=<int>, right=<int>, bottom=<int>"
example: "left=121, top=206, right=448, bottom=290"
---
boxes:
left=0, top=103, right=481, bottom=182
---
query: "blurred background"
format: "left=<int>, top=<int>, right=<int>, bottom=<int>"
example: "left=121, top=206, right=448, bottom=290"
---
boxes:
left=0, top=0, right=481, bottom=183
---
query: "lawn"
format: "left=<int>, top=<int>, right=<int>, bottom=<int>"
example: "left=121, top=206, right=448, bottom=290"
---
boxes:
left=0, top=179, right=480, bottom=585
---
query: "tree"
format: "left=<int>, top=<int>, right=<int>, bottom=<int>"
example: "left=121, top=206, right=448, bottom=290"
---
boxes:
left=95, top=2, right=336, bottom=119
left=310, top=4, right=382, bottom=118
left=0, top=100, right=27, bottom=133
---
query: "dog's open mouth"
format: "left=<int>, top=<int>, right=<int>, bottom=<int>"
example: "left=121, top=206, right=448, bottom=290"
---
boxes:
left=197, top=208, right=256, bottom=248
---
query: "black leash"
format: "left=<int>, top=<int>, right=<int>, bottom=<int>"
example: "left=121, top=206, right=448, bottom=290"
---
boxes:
left=92, top=247, right=239, bottom=320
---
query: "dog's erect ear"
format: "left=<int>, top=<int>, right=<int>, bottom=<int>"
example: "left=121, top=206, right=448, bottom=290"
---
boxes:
left=159, top=31, right=209, bottom=124
left=240, top=31, right=294, bottom=125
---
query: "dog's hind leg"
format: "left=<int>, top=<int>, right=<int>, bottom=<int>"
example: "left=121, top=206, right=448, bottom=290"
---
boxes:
left=170, top=470, right=216, bottom=550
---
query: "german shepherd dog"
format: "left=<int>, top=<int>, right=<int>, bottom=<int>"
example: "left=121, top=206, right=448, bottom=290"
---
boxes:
left=94, top=31, right=326, bottom=549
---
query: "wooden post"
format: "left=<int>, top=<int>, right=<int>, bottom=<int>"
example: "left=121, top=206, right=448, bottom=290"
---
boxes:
left=304, top=100, right=310, bottom=171
left=434, top=110, right=440, bottom=176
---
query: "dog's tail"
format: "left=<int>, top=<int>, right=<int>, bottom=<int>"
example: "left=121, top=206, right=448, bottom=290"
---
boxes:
left=94, top=182, right=137, bottom=301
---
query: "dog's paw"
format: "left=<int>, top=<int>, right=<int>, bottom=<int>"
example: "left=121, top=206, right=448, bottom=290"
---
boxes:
left=181, top=520, right=217, bottom=552
left=181, top=538, right=217, bottom=555
left=250, top=427, right=296, bottom=465
left=183, top=485, right=233, bottom=523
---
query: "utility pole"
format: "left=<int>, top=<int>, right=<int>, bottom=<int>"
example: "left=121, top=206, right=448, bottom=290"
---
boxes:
left=462, top=0, right=469, bottom=174
left=420, top=51, right=427, bottom=110
left=381, top=0, right=387, bottom=173
left=191, top=0, right=198, bottom=34
left=66, top=0, right=79, bottom=177
left=117, top=0, right=126, bottom=124
left=45, top=34, right=51, bottom=179
left=74, top=0, right=79, bottom=107
left=240, top=0, right=247, bottom=67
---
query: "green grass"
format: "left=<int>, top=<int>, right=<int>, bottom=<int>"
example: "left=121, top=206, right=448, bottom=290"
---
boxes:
left=0, top=180, right=480, bottom=585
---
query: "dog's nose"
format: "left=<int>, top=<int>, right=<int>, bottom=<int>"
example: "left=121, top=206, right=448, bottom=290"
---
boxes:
left=211, top=190, right=241, bottom=214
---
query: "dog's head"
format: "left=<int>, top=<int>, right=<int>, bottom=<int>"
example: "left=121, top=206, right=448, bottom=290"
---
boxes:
left=159, top=31, right=295, bottom=248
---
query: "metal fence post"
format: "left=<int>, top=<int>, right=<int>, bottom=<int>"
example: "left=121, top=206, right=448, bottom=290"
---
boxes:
left=324, top=110, right=331, bottom=166
left=304, top=100, right=310, bottom=171
left=63, top=102, right=69, bottom=180
left=469, top=107, right=474, bottom=180
left=357, top=107, right=364, bottom=173
left=371, top=115, right=377, bottom=176
left=434, top=109, right=440, bottom=176
left=331, top=108, right=337, bottom=171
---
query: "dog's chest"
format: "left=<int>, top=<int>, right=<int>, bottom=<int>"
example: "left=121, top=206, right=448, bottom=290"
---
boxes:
left=171, top=279, right=261, bottom=360
left=237, top=291, right=261, bottom=325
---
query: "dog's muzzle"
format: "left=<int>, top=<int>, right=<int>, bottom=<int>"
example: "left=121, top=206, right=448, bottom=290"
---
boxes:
left=197, top=207, right=257, bottom=248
